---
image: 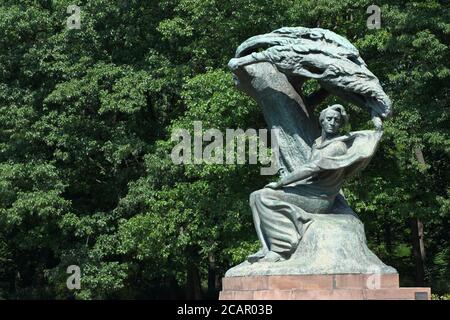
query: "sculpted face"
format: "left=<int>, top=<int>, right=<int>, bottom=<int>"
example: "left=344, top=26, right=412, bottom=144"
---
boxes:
left=321, top=109, right=342, bottom=135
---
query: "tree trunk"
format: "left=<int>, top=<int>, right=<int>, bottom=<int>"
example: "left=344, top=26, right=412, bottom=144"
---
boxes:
left=168, top=275, right=179, bottom=300
left=207, top=252, right=216, bottom=299
left=384, top=211, right=392, bottom=255
left=186, top=263, right=202, bottom=300
left=411, top=148, right=426, bottom=286
left=410, top=217, right=426, bottom=286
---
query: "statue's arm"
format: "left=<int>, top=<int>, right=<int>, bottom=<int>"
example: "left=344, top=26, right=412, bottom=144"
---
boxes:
left=266, top=162, right=320, bottom=189
left=265, top=141, right=349, bottom=189
left=279, top=162, right=320, bottom=186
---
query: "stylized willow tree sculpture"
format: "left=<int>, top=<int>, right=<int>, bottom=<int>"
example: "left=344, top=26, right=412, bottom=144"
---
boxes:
left=226, top=27, right=396, bottom=276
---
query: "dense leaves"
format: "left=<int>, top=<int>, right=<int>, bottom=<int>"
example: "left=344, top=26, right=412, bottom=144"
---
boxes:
left=0, top=0, right=448, bottom=298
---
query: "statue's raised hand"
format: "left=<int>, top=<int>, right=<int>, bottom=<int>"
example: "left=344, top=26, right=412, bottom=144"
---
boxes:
left=371, top=110, right=384, bottom=131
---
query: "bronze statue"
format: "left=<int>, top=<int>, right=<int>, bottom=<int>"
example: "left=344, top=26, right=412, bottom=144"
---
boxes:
left=225, top=27, right=396, bottom=276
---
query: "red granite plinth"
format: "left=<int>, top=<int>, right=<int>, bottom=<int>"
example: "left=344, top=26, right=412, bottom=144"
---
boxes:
left=219, top=274, right=431, bottom=300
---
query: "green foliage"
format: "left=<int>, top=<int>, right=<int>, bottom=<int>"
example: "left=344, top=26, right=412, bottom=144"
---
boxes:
left=431, top=293, right=450, bottom=300
left=0, top=0, right=448, bottom=298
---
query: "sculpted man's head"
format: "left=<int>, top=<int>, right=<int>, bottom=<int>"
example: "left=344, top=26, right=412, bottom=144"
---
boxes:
left=319, top=104, right=348, bottom=136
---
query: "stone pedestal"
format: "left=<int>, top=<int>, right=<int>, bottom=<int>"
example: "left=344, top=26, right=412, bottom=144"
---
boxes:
left=219, top=274, right=431, bottom=300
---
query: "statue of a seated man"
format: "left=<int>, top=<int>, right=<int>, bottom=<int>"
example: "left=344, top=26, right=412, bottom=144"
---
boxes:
left=248, top=104, right=383, bottom=263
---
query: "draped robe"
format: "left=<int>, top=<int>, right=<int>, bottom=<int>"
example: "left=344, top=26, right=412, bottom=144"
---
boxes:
left=250, top=130, right=382, bottom=257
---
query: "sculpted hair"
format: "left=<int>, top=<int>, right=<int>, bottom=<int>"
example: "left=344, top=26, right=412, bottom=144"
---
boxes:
left=319, top=104, right=349, bottom=127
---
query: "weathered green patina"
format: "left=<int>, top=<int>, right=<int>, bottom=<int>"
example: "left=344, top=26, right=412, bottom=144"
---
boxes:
left=226, top=27, right=396, bottom=276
